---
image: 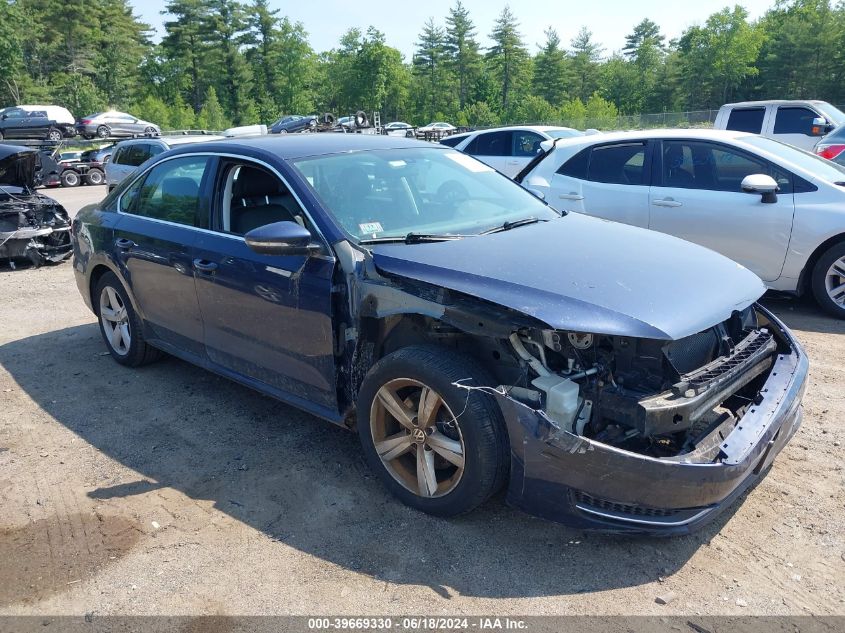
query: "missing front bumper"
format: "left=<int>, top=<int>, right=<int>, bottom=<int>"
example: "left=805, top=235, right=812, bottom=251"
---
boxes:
left=494, top=308, right=808, bottom=535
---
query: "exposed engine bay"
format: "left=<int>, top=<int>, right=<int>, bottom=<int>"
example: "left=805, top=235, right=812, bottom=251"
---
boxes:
left=0, top=189, right=72, bottom=267
left=507, top=305, right=782, bottom=461
left=0, top=144, right=72, bottom=268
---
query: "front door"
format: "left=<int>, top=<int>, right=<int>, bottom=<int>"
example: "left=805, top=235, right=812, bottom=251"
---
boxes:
left=648, top=139, right=794, bottom=282
left=112, top=155, right=215, bottom=357
left=192, top=160, right=338, bottom=412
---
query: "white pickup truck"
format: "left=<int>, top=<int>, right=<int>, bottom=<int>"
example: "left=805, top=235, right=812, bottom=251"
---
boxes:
left=714, top=99, right=845, bottom=151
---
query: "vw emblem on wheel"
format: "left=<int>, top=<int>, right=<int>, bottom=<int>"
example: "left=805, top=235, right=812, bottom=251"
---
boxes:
left=412, top=427, right=426, bottom=443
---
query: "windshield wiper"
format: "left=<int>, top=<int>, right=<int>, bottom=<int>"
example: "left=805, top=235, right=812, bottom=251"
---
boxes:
left=359, top=232, right=469, bottom=245
left=481, top=217, right=546, bottom=235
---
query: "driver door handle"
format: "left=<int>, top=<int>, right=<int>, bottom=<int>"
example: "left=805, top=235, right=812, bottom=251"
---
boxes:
left=653, top=197, right=683, bottom=208
left=193, top=259, right=218, bottom=273
left=558, top=192, right=584, bottom=201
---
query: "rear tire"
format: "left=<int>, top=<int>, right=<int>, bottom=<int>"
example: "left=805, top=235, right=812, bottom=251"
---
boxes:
left=46, top=127, right=62, bottom=142
left=85, top=168, right=104, bottom=186
left=60, top=170, right=80, bottom=187
left=94, top=272, right=162, bottom=367
left=356, top=345, right=509, bottom=517
left=811, top=241, right=845, bottom=319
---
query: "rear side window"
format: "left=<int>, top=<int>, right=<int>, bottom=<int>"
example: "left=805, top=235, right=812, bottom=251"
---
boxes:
left=471, top=131, right=512, bottom=156
left=726, top=108, right=765, bottom=134
left=587, top=143, right=647, bottom=185
left=774, top=107, right=818, bottom=135
left=122, top=156, right=212, bottom=227
left=556, top=148, right=589, bottom=179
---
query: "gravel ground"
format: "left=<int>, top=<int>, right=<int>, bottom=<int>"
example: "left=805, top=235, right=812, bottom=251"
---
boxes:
left=0, top=186, right=843, bottom=616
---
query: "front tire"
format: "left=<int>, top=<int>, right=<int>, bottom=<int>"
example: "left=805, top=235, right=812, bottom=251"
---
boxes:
left=357, top=345, right=509, bottom=517
left=46, top=127, right=62, bottom=142
left=96, top=125, right=110, bottom=139
left=811, top=241, right=845, bottom=318
left=94, top=272, right=162, bottom=367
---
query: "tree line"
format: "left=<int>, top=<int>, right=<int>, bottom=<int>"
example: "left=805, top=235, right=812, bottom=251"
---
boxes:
left=0, top=0, right=843, bottom=131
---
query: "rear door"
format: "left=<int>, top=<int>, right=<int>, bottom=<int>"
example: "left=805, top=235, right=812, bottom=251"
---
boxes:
left=648, top=139, right=794, bottom=282
left=113, top=155, right=215, bottom=357
left=723, top=107, right=767, bottom=135
left=192, top=158, right=338, bottom=411
left=464, top=131, right=513, bottom=173
left=550, top=141, right=652, bottom=227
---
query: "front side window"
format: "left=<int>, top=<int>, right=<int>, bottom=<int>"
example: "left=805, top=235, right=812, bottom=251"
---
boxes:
left=126, top=144, right=151, bottom=167
left=122, top=156, right=211, bottom=226
left=3, top=109, right=24, bottom=119
left=587, top=143, right=647, bottom=185
left=774, top=107, right=818, bottom=135
left=726, top=108, right=765, bottom=134
left=513, top=131, right=545, bottom=157
left=290, top=147, right=558, bottom=241
left=661, top=140, right=770, bottom=192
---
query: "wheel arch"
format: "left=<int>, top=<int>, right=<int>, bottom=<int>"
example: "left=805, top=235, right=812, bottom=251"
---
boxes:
left=799, top=232, right=845, bottom=295
left=88, top=261, right=142, bottom=319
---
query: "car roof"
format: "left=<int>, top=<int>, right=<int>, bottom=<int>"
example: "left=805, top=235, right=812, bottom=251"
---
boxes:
left=721, top=99, right=831, bottom=108
left=174, top=133, right=436, bottom=159
left=552, top=128, right=754, bottom=147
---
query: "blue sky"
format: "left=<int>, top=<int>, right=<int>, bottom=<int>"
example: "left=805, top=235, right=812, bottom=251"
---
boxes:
left=133, top=0, right=777, bottom=60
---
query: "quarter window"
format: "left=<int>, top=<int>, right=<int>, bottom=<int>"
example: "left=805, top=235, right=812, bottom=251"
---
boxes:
left=587, top=143, right=647, bottom=185
left=123, top=156, right=211, bottom=226
left=725, top=108, right=765, bottom=134
left=774, top=107, right=818, bottom=135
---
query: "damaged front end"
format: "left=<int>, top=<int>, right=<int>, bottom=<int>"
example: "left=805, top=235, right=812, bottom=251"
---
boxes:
left=496, top=305, right=807, bottom=534
left=0, top=146, right=72, bottom=268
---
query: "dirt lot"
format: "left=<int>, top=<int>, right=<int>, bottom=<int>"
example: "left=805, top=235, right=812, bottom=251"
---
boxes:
left=0, top=185, right=843, bottom=616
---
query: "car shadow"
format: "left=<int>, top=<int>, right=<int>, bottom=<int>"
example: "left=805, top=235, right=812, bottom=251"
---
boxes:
left=761, top=293, right=845, bottom=336
left=0, top=324, right=753, bottom=599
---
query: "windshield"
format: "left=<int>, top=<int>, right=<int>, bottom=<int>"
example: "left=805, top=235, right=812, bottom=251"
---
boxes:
left=545, top=129, right=584, bottom=139
left=290, top=147, right=559, bottom=241
left=743, top=135, right=845, bottom=182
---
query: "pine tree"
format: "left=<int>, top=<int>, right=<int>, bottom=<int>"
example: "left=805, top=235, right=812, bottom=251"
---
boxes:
left=201, top=0, right=253, bottom=123
left=444, top=1, right=481, bottom=110
left=570, top=27, right=604, bottom=103
left=161, top=0, right=210, bottom=112
left=623, top=19, right=665, bottom=58
left=532, top=27, right=570, bottom=106
left=487, top=6, right=531, bottom=114
left=413, top=18, right=448, bottom=122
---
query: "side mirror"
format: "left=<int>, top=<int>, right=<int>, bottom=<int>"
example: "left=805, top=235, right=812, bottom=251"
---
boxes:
left=811, top=117, right=831, bottom=136
left=741, top=174, right=779, bottom=204
left=244, top=221, right=319, bottom=256
left=1, top=114, right=7, bottom=120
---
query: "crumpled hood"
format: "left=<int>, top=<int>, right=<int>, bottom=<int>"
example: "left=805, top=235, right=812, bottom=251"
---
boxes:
left=371, top=213, right=766, bottom=340
left=0, top=145, right=39, bottom=189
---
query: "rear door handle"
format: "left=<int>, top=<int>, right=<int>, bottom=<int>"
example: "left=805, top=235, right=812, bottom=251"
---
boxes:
left=558, top=192, right=584, bottom=201
left=193, top=259, right=218, bottom=273
left=652, top=198, right=683, bottom=208
left=115, top=238, right=135, bottom=249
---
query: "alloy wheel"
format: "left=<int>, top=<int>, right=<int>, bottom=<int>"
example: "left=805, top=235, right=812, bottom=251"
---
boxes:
left=370, top=378, right=465, bottom=498
left=99, top=286, right=131, bottom=355
left=825, top=256, right=845, bottom=307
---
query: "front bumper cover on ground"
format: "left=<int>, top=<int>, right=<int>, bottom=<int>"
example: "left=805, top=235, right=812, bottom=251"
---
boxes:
left=495, top=308, right=808, bottom=535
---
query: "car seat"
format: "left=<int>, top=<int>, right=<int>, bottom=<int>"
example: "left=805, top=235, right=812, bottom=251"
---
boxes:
left=230, top=167, right=301, bottom=234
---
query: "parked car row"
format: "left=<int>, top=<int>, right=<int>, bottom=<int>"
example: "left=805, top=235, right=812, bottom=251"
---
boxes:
left=70, top=133, right=807, bottom=535
left=0, top=105, right=161, bottom=142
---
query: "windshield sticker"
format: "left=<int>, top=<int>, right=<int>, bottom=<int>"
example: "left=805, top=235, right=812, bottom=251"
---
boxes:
left=359, top=221, right=384, bottom=235
left=444, top=152, right=495, bottom=172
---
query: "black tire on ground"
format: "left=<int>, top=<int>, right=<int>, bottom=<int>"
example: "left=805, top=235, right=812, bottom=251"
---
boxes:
left=811, top=240, right=845, bottom=319
left=46, top=127, right=62, bottom=142
left=60, top=170, right=80, bottom=187
left=96, top=125, right=110, bottom=138
left=94, top=272, right=162, bottom=367
left=356, top=345, right=509, bottom=517
left=85, top=168, right=105, bottom=186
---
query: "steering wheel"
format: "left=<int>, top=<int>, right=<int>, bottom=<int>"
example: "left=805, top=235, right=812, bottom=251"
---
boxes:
left=436, top=180, right=469, bottom=207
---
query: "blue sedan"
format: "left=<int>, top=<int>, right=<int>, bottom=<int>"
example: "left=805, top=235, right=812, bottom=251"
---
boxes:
left=71, top=135, right=807, bottom=533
